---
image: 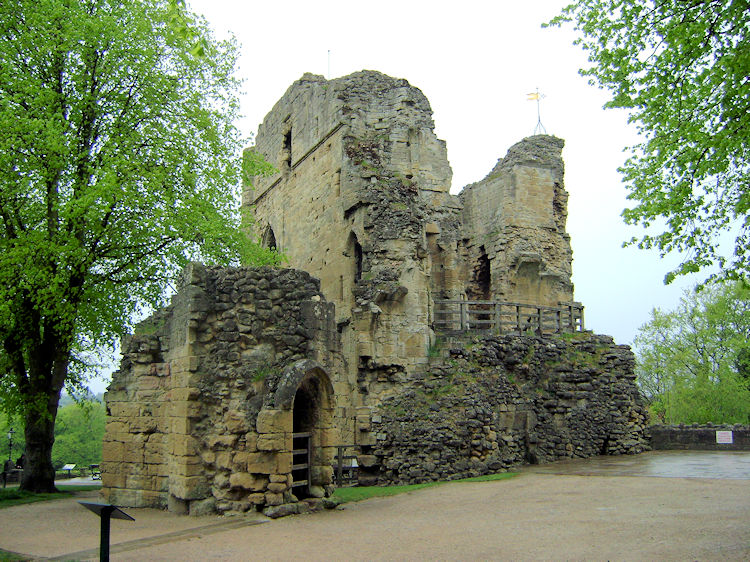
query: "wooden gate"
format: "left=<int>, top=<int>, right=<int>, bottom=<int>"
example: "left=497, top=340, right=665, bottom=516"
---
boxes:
left=291, top=432, right=312, bottom=491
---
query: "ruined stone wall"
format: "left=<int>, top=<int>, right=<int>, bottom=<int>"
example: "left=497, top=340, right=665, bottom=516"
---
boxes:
left=102, top=265, right=350, bottom=516
left=245, top=71, right=579, bottom=416
left=357, top=334, right=650, bottom=485
left=246, top=71, right=464, bottom=401
left=103, top=265, right=651, bottom=515
left=650, top=424, right=750, bottom=451
left=459, top=136, right=574, bottom=306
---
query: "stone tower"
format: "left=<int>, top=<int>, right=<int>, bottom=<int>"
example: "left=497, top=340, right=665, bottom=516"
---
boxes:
left=245, top=71, right=576, bottom=400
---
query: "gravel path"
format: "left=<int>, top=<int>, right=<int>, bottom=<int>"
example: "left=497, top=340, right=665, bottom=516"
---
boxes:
left=1, top=453, right=748, bottom=561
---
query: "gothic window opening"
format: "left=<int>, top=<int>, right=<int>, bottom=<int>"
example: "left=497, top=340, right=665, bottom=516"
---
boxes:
left=347, top=232, right=363, bottom=283
left=262, top=226, right=277, bottom=251
left=281, top=120, right=292, bottom=174
left=468, top=246, right=491, bottom=301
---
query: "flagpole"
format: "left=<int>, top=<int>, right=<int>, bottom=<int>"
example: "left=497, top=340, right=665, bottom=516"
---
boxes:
left=527, top=88, right=547, bottom=135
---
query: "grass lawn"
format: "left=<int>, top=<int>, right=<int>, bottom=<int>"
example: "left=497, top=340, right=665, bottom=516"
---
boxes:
left=0, top=550, right=27, bottom=561
left=0, top=485, right=101, bottom=509
left=333, top=472, right=517, bottom=503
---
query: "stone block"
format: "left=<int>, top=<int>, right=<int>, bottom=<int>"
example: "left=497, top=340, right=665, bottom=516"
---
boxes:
left=122, top=446, right=144, bottom=464
left=101, top=473, right=126, bottom=489
left=256, top=409, right=291, bottom=434
left=308, top=485, right=326, bottom=498
left=169, top=417, right=194, bottom=435
left=105, top=421, right=129, bottom=434
left=311, top=465, right=333, bottom=485
left=102, top=441, right=125, bottom=462
left=266, top=482, right=287, bottom=493
left=215, top=451, right=232, bottom=469
left=170, top=387, right=201, bottom=401
left=247, top=452, right=279, bottom=474
left=171, top=457, right=203, bottom=477
left=137, top=376, right=161, bottom=390
left=224, top=409, right=248, bottom=434
left=207, top=435, right=239, bottom=449
left=257, top=433, right=285, bottom=451
left=168, top=494, right=189, bottom=515
left=357, top=454, right=378, bottom=468
left=170, top=400, right=202, bottom=419
left=126, top=474, right=154, bottom=491
left=171, top=434, right=199, bottom=457
left=131, top=416, right=158, bottom=433
left=169, top=475, right=210, bottom=500
left=189, top=497, right=216, bottom=516
left=264, top=492, right=283, bottom=506
left=247, top=493, right=266, bottom=505
left=229, top=472, right=267, bottom=491
left=263, top=503, right=298, bottom=518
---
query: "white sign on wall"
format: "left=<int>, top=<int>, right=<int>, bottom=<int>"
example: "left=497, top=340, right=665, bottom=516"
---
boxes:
left=716, top=430, right=733, bottom=444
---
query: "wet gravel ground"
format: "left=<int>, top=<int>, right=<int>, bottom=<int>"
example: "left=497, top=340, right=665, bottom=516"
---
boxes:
left=522, top=450, right=750, bottom=479
left=1, top=451, right=748, bottom=561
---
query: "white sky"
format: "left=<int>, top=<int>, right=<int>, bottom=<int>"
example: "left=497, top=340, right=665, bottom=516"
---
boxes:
left=87, top=0, right=704, bottom=393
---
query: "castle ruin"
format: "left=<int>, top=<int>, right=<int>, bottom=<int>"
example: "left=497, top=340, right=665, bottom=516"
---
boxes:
left=102, top=71, right=649, bottom=517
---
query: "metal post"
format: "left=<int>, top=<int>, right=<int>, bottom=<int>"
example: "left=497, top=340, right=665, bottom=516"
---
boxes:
left=100, top=506, right=113, bottom=562
left=7, top=428, right=13, bottom=464
left=336, top=446, right=343, bottom=486
left=306, top=435, right=312, bottom=489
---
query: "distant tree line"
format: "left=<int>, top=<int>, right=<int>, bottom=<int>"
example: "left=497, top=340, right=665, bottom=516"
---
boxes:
left=1, top=400, right=105, bottom=470
left=634, top=282, right=750, bottom=424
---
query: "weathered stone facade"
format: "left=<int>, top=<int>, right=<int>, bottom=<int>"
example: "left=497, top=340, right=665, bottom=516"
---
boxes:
left=102, top=265, right=349, bottom=515
left=245, top=71, right=576, bottom=385
left=103, top=71, right=650, bottom=516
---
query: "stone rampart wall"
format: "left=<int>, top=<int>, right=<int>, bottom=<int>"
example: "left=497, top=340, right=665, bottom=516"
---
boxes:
left=650, top=424, right=750, bottom=451
left=358, top=334, right=650, bottom=485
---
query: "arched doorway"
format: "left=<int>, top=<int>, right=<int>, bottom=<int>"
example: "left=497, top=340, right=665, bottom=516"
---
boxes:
left=286, top=365, right=334, bottom=498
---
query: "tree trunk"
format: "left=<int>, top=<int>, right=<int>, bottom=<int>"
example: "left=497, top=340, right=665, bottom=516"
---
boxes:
left=20, top=396, right=60, bottom=493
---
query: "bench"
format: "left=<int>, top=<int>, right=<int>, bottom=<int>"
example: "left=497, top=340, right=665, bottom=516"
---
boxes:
left=89, top=464, right=101, bottom=480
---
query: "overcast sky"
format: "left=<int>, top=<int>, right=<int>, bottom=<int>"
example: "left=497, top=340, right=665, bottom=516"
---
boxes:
left=87, top=0, right=704, bottom=392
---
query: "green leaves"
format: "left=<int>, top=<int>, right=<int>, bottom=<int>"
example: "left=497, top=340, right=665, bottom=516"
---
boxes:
left=0, top=0, right=278, bottom=488
left=549, top=0, right=750, bottom=284
left=633, top=281, right=750, bottom=423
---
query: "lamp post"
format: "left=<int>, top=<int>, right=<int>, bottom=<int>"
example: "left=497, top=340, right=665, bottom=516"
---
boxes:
left=6, top=428, right=13, bottom=465
left=3, top=428, right=14, bottom=488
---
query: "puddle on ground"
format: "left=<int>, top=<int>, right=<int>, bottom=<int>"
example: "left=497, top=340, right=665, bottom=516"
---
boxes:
left=521, top=450, right=750, bottom=479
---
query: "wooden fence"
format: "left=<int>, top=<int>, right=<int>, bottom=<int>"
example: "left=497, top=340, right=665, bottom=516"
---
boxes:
left=433, top=300, right=584, bottom=335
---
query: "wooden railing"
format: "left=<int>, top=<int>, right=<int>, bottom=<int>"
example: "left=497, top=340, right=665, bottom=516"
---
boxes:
left=334, top=445, right=359, bottom=487
left=433, top=300, right=584, bottom=335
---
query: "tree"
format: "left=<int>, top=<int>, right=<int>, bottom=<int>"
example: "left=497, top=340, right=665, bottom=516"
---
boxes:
left=633, top=281, right=750, bottom=423
left=0, top=0, right=278, bottom=492
left=52, top=401, right=106, bottom=469
left=547, top=0, right=750, bottom=284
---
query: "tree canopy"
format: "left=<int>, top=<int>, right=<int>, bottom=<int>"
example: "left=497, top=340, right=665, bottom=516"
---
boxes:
left=547, top=0, right=750, bottom=284
left=633, top=281, right=750, bottom=424
left=0, top=0, right=278, bottom=491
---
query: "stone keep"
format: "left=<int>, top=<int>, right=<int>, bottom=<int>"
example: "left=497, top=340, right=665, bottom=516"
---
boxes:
left=246, top=71, right=575, bottom=396
left=102, top=71, right=649, bottom=516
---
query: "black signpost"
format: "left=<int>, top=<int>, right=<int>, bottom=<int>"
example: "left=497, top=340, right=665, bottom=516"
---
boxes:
left=78, top=501, right=135, bottom=562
